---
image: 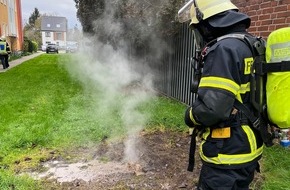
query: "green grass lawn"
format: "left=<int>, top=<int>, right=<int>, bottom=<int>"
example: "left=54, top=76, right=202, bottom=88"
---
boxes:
left=0, top=54, right=289, bottom=189
left=259, top=146, right=290, bottom=190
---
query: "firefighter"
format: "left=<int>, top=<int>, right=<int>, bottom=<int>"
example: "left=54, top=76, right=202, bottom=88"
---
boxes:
left=0, top=36, right=11, bottom=69
left=183, top=0, right=264, bottom=189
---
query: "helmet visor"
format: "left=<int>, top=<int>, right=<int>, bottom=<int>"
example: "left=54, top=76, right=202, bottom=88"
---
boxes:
left=178, top=0, right=194, bottom=23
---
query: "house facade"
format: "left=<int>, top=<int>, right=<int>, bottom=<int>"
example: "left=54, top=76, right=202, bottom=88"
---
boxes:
left=41, top=16, right=67, bottom=49
left=0, top=0, right=23, bottom=52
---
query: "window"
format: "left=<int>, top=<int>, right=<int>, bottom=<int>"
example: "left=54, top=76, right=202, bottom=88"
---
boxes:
left=55, top=32, right=62, bottom=40
left=45, top=32, right=51, bottom=37
left=56, top=24, right=60, bottom=28
left=47, top=24, right=51, bottom=27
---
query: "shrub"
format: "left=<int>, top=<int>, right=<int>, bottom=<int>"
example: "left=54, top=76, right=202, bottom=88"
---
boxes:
left=23, top=38, right=38, bottom=53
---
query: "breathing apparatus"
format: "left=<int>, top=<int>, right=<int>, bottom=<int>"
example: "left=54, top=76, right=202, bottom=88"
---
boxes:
left=178, top=0, right=206, bottom=94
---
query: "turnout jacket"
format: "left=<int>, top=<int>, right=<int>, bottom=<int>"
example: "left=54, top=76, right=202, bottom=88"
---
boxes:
left=185, top=31, right=264, bottom=169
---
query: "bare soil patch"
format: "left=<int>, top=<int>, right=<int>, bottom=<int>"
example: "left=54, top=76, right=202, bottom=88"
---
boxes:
left=34, top=130, right=201, bottom=190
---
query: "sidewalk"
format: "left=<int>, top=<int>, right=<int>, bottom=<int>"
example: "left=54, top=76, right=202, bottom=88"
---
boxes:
left=0, top=51, right=44, bottom=73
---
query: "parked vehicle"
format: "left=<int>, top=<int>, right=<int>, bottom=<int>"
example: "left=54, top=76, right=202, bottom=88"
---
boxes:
left=41, top=45, right=47, bottom=51
left=46, top=44, right=59, bottom=54
left=66, top=43, right=78, bottom=53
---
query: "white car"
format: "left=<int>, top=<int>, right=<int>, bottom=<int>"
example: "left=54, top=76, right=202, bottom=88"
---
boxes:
left=41, top=45, right=47, bottom=51
left=66, top=44, right=78, bottom=53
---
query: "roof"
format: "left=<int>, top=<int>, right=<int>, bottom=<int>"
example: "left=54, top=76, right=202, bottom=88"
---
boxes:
left=41, top=16, right=67, bottom=32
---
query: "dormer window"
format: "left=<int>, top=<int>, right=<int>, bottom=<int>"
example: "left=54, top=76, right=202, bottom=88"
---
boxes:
left=47, top=24, right=51, bottom=27
left=56, top=24, right=60, bottom=28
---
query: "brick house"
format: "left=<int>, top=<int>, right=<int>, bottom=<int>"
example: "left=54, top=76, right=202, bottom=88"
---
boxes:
left=0, top=0, right=23, bottom=52
left=232, top=0, right=290, bottom=38
left=41, top=16, right=67, bottom=49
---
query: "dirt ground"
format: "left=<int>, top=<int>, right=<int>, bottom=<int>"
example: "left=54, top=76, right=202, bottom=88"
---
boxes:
left=28, top=130, right=264, bottom=190
left=32, top=130, right=201, bottom=190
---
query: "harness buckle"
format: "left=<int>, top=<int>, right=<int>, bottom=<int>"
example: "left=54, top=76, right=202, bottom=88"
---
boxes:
left=252, top=118, right=260, bottom=129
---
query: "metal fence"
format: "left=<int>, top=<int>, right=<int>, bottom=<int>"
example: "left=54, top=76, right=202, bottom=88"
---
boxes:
left=155, top=23, right=197, bottom=106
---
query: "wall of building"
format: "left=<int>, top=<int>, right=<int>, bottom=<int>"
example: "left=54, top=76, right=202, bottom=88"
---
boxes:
left=0, top=0, right=9, bottom=37
left=15, top=0, right=23, bottom=51
left=0, top=0, right=23, bottom=51
left=41, top=31, right=67, bottom=49
left=232, top=0, right=290, bottom=38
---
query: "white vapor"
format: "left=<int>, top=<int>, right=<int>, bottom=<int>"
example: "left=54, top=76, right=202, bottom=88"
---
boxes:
left=63, top=0, right=173, bottom=164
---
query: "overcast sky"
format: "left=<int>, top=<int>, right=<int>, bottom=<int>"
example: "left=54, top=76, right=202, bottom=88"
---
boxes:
left=21, top=0, right=81, bottom=29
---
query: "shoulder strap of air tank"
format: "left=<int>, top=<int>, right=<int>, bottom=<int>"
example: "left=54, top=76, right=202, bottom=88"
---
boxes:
left=217, top=33, right=246, bottom=41
left=216, top=33, right=264, bottom=55
left=215, top=33, right=264, bottom=58
left=216, top=34, right=269, bottom=75
left=263, top=61, right=290, bottom=73
left=204, top=33, right=247, bottom=50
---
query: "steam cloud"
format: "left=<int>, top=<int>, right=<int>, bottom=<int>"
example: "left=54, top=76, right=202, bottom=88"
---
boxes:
left=64, top=0, right=169, bottom=163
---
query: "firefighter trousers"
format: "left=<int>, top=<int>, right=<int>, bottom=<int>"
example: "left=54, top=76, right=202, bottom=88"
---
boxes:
left=197, top=162, right=259, bottom=190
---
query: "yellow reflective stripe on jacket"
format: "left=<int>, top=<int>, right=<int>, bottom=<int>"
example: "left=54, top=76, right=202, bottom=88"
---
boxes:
left=200, top=147, right=263, bottom=164
left=200, top=125, right=263, bottom=165
left=199, top=76, right=240, bottom=95
left=239, top=82, right=250, bottom=94
left=236, top=82, right=250, bottom=102
left=242, top=125, right=257, bottom=151
left=189, top=107, right=201, bottom=125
